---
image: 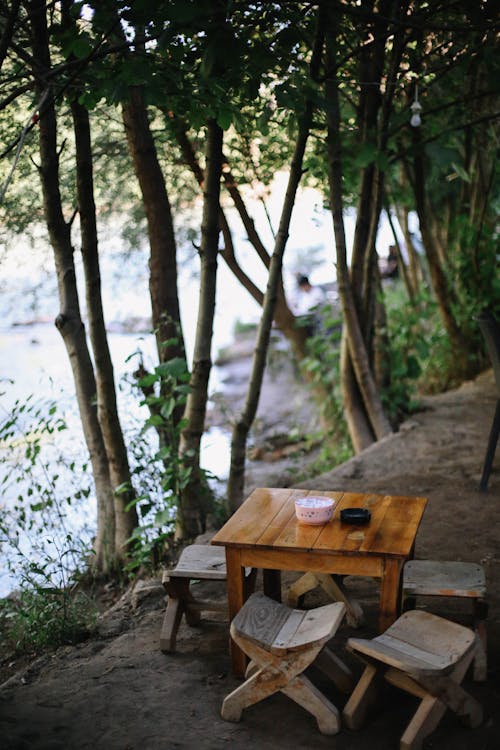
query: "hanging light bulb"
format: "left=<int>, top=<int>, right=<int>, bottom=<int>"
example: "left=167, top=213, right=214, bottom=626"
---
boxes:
left=410, top=85, right=422, bottom=127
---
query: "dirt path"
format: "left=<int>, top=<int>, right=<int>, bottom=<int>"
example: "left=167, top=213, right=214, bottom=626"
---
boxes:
left=1, top=368, right=499, bottom=750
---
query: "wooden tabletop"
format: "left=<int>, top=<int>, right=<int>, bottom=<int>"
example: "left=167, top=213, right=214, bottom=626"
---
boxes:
left=211, top=487, right=428, bottom=559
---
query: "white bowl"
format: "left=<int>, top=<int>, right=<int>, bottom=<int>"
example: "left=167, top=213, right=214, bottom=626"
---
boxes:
left=295, top=495, right=335, bottom=525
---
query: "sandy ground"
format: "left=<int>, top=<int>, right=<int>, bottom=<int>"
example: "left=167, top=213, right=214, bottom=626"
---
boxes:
left=1, top=355, right=499, bottom=750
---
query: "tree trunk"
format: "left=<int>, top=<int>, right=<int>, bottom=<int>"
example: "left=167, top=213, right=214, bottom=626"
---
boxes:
left=177, top=119, right=223, bottom=539
left=0, top=0, right=21, bottom=71
left=121, top=86, right=187, bottom=431
left=226, top=102, right=313, bottom=513
left=28, top=0, right=116, bottom=574
left=411, top=132, right=472, bottom=365
left=384, top=203, right=415, bottom=303
left=395, top=200, right=425, bottom=296
left=71, top=96, right=138, bottom=559
left=169, top=113, right=310, bottom=360
left=324, top=6, right=392, bottom=451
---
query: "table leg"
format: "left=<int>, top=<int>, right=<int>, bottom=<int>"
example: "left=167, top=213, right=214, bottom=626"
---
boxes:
left=263, top=569, right=282, bottom=601
left=378, top=558, right=404, bottom=633
left=225, top=547, right=247, bottom=678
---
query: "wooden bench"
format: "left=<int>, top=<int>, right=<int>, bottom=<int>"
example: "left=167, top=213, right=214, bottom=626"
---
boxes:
left=221, top=591, right=354, bottom=735
left=160, top=544, right=255, bottom=653
left=343, top=609, right=483, bottom=750
left=402, top=560, right=487, bottom=681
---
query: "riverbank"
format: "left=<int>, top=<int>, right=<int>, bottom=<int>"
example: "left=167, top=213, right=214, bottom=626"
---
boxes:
left=1, top=361, right=499, bottom=749
left=208, top=329, right=327, bottom=494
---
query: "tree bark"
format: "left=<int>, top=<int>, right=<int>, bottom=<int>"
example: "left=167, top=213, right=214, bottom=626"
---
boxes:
left=28, top=0, right=116, bottom=574
left=177, top=119, right=223, bottom=538
left=71, top=96, right=138, bottom=559
left=324, top=5, right=392, bottom=451
left=121, top=85, right=187, bottom=427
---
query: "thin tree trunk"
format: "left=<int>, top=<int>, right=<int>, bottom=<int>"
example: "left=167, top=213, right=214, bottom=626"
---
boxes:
left=177, top=119, right=223, bottom=538
left=324, top=7, right=392, bottom=449
left=384, top=203, right=414, bottom=303
left=71, top=97, right=138, bottom=559
left=394, top=200, right=424, bottom=296
left=121, top=85, right=187, bottom=432
left=411, top=132, right=472, bottom=364
left=226, top=103, right=314, bottom=513
left=169, top=113, right=309, bottom=359
left=0, top=0, right=21, bottom=71
left=28, top=0, right=116, bottom=574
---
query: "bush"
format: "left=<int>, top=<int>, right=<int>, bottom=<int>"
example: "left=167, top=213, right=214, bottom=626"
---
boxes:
left=0, top=581, right=97, bottom=655
left=0, top=389, right=95, bottom=655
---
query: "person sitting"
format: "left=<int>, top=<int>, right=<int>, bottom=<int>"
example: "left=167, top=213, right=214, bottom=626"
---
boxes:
left=292, top=274, right=326, bottom=336
left=380, top=245, right=399, bottom=279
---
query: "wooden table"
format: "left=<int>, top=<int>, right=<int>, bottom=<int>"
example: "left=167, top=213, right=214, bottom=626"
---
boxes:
left=211, top=487, right=428, bottom=677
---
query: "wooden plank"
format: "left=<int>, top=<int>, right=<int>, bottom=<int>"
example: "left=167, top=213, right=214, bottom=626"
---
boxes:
left=382, top=610, right=476, bottom=664
left=170, top=544, right=227, bottom=579
left=238, top=547, right=383, bottom=577
left=211, top=488, right=294, bottom=547
left=314, top=493, right=389, bottom=553
left=356, top=494, right=393, bottom=553
left=348, top=636, right=450, bottom=673
left=257, top=488, right=305, bottom=547
left=366, top=496, right=428, bottom=556
left=282, top=602, right=346, bottom=651
left=403, top=560, right=486, bottom=598
left=232, top=592, right=291, bottom=648
left=263, top=490, right=341, bottom=550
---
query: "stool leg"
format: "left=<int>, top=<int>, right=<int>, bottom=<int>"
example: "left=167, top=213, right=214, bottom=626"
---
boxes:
left=221, top=667, right=287, bottom=722
left=342, top=664, right=382, bottom=730
left=479, top=399, right=500, bottom=491
left=472, top=621, right=487, bottom=682
left=160, top=591, right=184, bottom=653
left=314, top=646, right=355, bottom=694
left=282, top=673, right=341, bottom=735
left=400, top=693, right=445, bottom=750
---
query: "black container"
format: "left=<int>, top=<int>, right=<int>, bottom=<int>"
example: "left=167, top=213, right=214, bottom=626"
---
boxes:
left=340, top=508, right=371, bottom=525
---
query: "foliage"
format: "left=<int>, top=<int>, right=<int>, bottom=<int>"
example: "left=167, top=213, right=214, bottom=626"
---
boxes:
left=120, top=349, right=215, bottom=575
left=0, top=578, right=97, bottom=655
left=299, top=303, right=353, bottom=468
left=446, top=219, right=500, bottom=325
left=0, top=389, right=96, bottom=653
left=381, top=283, right=482, bottom=408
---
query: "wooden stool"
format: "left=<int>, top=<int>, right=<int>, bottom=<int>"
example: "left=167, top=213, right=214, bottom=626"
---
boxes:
left=402, top=560, right=487, bottom=681
left=160, top=544, right=255, bottom=653
left=221, top=591, right=354, bottom=735
left=343, top=610, right=483, bottom=750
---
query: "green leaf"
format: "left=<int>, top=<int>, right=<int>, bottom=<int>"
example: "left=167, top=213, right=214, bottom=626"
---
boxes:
left=156, top=358, right=188, bottom=379
left=216, top=106, right=233, bottom=131
left=450, top=162, right=471, bottom=183
left=154, top=509, right=173, bottom=526
left=138, top=373, right=158, bottom=387
left=160, top=398, right=176, bottom=419
left=70, top=33, right=93, bottom=60
left=115, top=482, right=133, bottom=496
